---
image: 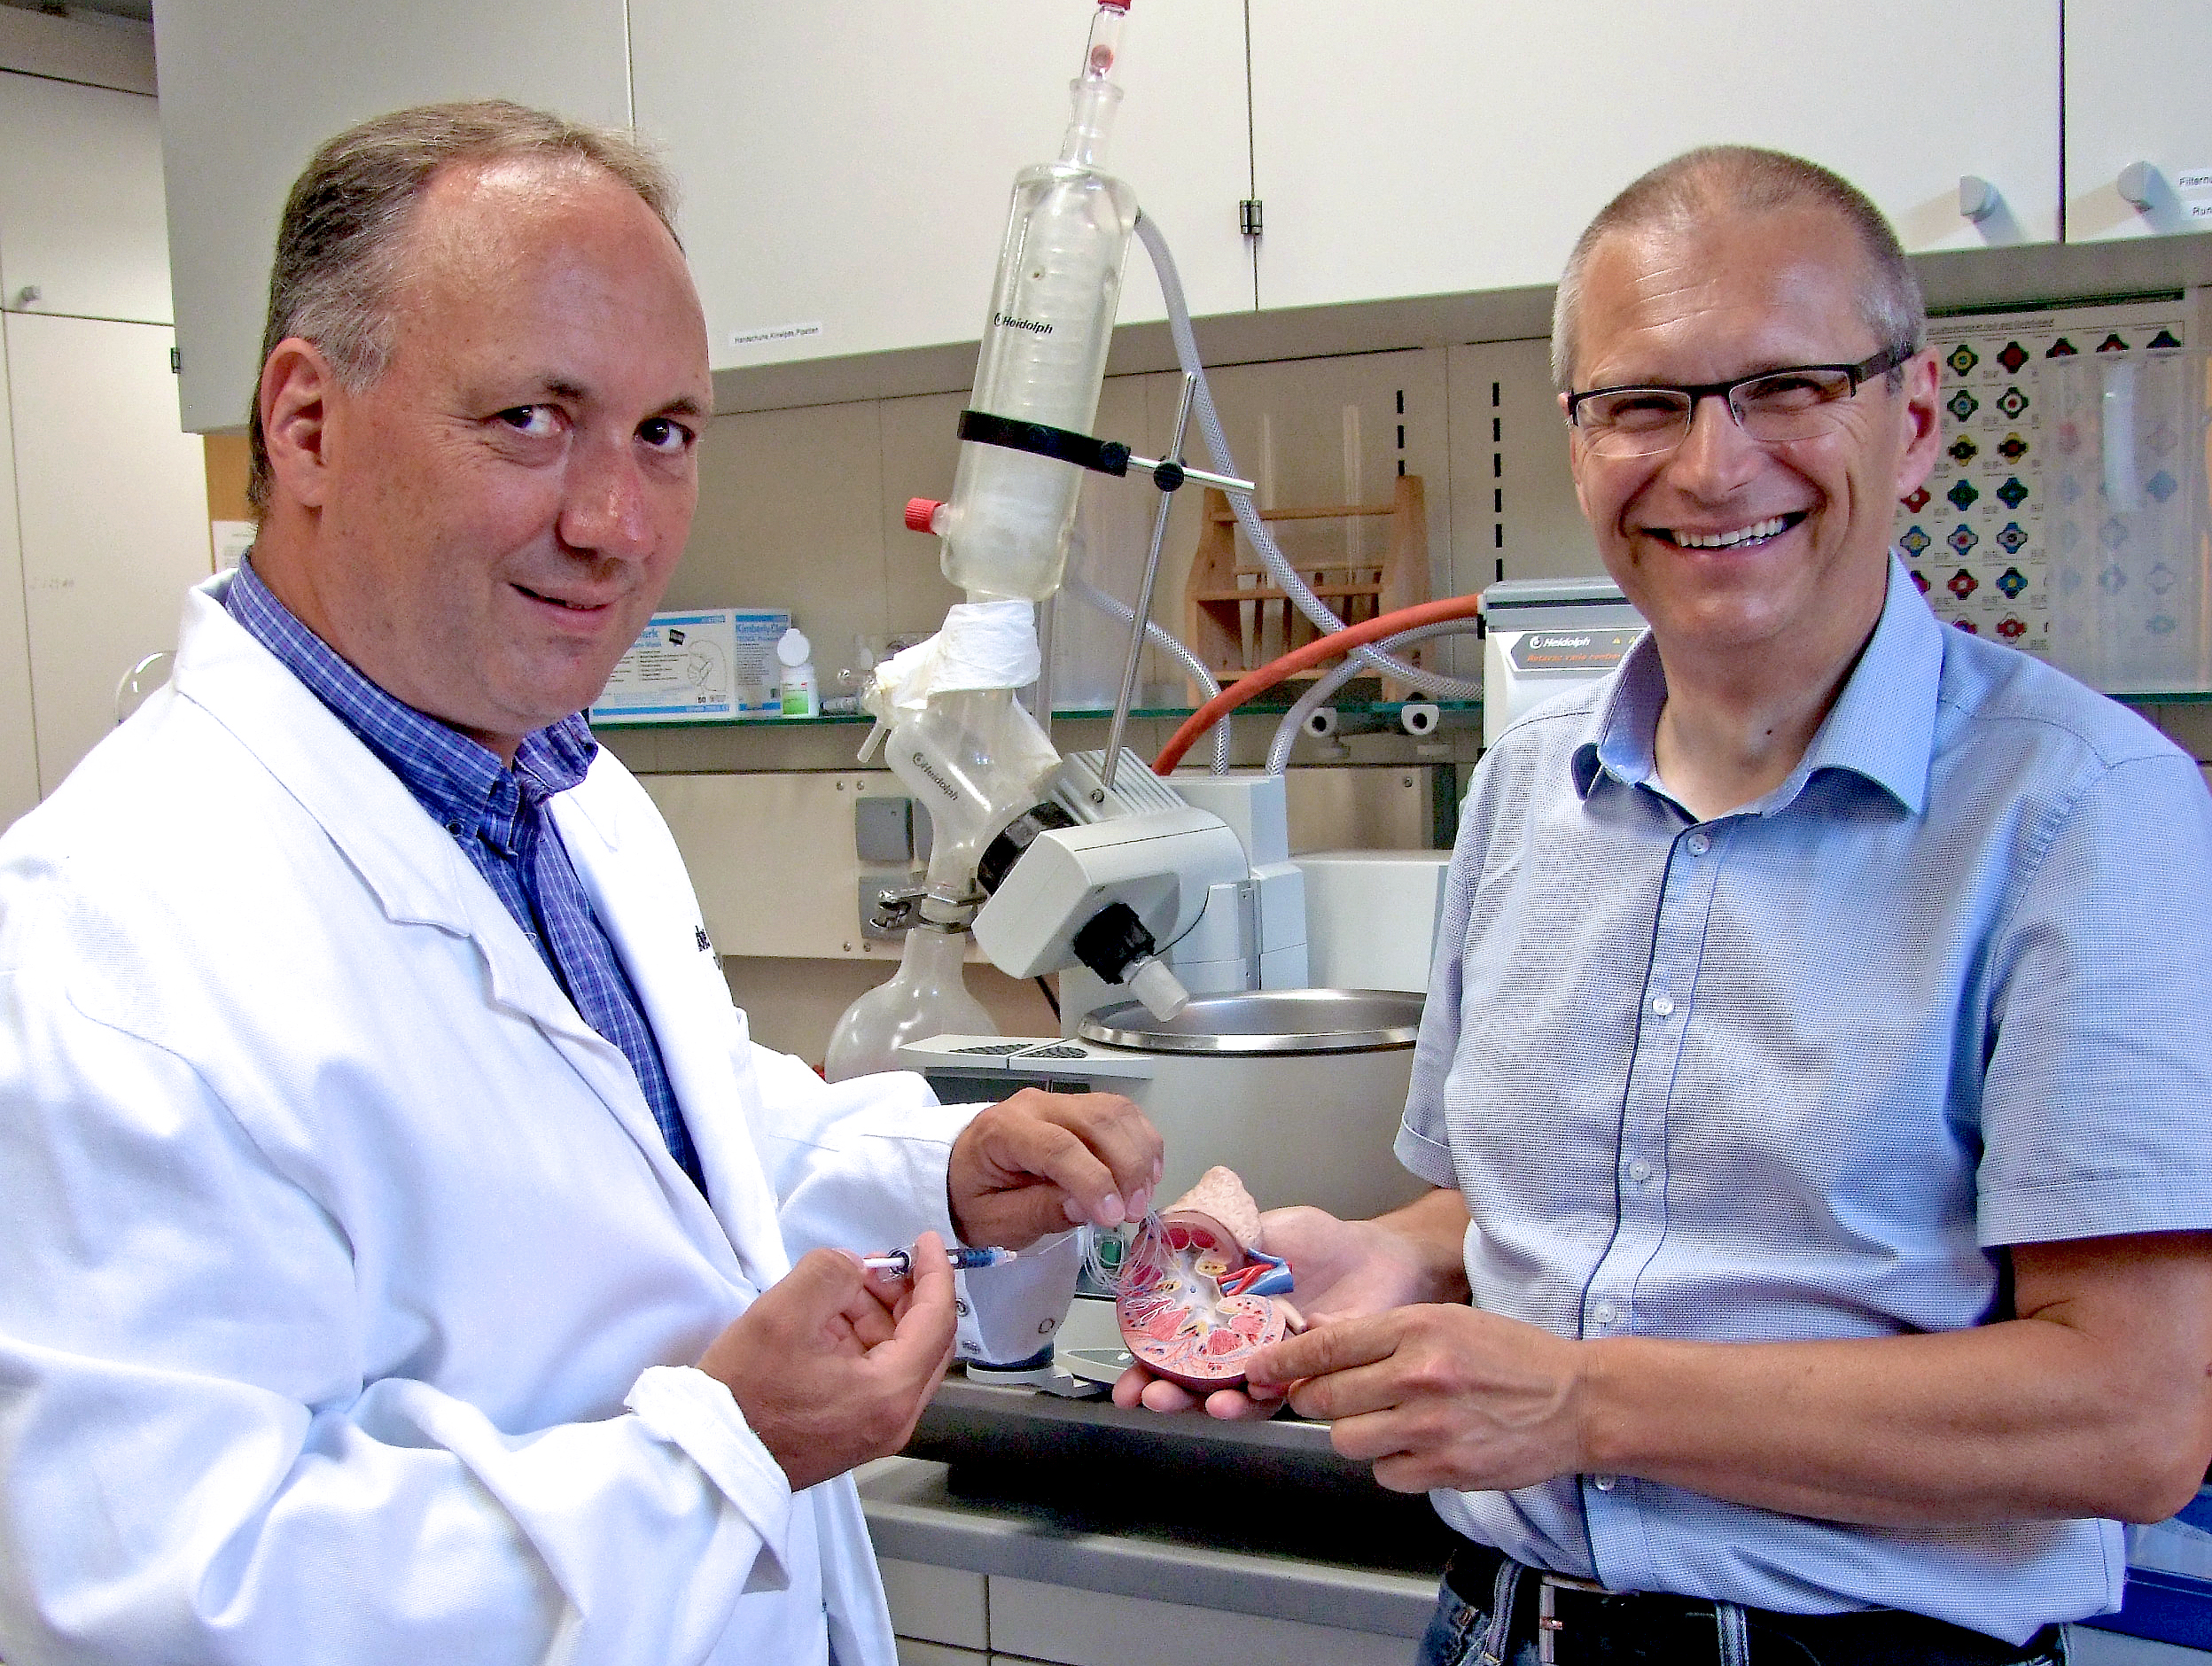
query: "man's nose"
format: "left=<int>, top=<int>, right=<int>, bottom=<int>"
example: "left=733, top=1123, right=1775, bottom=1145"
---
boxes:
left=1664, top=392, right=1763, bottom=496
left=559, top=436, right=654, bottom=556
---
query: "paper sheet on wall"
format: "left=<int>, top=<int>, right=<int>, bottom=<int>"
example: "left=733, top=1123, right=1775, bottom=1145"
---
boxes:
left=1912, top=298, right=2190, bottom=659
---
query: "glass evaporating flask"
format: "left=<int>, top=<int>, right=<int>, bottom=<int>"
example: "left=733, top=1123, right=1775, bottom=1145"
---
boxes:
left=823, top=924, right=999, bottom=1083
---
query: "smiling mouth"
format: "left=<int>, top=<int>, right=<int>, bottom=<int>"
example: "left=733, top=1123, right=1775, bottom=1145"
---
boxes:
left=514, top=583, right=607, bottom=612
left=1650, top=512, right=1807, bottom=550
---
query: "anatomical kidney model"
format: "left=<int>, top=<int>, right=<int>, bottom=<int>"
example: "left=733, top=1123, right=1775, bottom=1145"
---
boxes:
left=1111, top=1166, right=1299, bottom=1390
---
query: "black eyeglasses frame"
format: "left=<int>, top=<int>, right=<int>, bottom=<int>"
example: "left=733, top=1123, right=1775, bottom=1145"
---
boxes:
left=1564, top=340, right=1921, bottom=432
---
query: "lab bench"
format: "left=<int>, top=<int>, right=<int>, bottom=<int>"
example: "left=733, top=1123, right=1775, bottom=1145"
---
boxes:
left=861, top=1380, right=2212, bottom=1666
left=857, top=1376, right=1451, bottom=1665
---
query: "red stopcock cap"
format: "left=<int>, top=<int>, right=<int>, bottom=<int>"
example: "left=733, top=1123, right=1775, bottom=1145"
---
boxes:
left=905, top=497, right=946, bottom=534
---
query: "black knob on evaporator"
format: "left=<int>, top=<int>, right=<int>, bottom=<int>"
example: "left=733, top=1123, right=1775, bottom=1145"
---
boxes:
left=1070, top=901, right=1158, bottom=985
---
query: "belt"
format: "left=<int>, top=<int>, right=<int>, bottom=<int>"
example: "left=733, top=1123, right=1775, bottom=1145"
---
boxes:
left=1443, top=1541, right=2064, bottom=1666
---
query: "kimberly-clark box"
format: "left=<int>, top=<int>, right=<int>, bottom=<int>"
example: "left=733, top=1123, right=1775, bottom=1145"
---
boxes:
left=591, top=608, right=791, bottom=724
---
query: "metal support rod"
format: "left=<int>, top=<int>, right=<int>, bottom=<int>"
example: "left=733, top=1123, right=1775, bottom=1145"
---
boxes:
left=1033, top=591, right=1056, bottom=749
left=1122, top=455, right=1255, bottom=494
left=1101, top=372, right=1198, bottom=793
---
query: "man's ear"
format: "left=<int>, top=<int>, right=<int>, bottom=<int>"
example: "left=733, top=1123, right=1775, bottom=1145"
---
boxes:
left=1891, top=348, right=1943, bottom=500
left=258, top=338, right=340, bottom=510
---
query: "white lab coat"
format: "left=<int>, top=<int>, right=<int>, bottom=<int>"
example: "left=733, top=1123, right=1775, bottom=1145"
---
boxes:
left=0, top=577, right=1071, bottom=1665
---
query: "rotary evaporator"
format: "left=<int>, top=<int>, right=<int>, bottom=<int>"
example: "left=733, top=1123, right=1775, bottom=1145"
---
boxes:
left=825, top=0, right=1489, bottom=1105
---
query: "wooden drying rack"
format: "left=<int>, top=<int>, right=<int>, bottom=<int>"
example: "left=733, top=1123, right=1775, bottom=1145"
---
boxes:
left=1181, top=473, right=1429, bottom=702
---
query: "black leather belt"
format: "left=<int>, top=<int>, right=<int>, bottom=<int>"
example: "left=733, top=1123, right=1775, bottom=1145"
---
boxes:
left=1444, top=1541, right=2064, bottom=1665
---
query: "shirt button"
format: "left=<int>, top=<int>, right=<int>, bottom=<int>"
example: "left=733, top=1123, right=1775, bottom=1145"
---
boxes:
left=1593, top=1475, right=1618, bottom=1491
left=1591, top=1301, right=1619, bottom=1328
left=1650, top=994, right=1675, bottom=1016
left=1626, top=1159, right=1653, bottom=1184
left=1686, top=831, right=1711, bottom=855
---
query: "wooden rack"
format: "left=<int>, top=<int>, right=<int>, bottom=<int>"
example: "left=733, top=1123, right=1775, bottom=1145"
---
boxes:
left=1182, top=473, right=1429, bottom=701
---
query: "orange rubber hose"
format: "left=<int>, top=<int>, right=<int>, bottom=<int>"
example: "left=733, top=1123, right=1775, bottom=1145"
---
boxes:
left=1153, top=593, right=1485, bottom=775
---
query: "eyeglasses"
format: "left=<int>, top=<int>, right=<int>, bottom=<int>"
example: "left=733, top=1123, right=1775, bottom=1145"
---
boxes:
left=1565, top=342, right=1918, bottom=458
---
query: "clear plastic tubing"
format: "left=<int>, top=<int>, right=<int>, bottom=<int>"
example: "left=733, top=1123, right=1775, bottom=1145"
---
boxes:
left=938, top=0, right=1138, bottom=603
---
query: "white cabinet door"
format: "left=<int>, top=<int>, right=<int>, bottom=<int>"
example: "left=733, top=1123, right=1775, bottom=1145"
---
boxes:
left=879, top=1559, right=990, bottom=1651
left=154, top=0, right=632, bottom=432
left=1248, top=1, right=2061, bottom=312
left=892, top=1643, right=986, bottom=1666
left=629, top=0, right=1251, bottom=377
left=0, top=319, right=38, bottom=830
left=5, top=313, right=211, bottom=793
left=0, top=70, right=170, bottom=325
left=988, top=1576, right=1412, bottom=1666
left=2063, top=0, right=2212, bottom=241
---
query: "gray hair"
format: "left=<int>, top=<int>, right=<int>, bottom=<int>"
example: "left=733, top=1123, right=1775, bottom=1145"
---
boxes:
left=246, top=99, right=680, bottom=514
left=1551, top=144, right=1926, bottom=393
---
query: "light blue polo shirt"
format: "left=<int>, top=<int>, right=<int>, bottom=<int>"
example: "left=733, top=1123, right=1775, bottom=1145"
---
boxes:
left=1398, top=555, right=2212, bottom=1644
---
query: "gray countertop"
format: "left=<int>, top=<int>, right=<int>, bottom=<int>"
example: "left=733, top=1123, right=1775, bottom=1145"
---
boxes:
left=856, top=1379, right=1454, bottom=1640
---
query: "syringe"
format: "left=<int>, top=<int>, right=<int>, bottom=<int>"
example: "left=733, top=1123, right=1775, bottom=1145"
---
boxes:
left=861, top=1245, right=1020, bottom=1277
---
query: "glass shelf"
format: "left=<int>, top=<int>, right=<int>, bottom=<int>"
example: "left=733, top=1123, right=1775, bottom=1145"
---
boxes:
left=591, top=698, right=1482, bottom=735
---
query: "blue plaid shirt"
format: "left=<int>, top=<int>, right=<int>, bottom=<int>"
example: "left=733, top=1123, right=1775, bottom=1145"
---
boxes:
left=225, top=559, right=705, bottom=1195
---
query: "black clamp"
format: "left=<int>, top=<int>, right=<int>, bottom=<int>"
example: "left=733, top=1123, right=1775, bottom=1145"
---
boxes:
left=957, top=409, right=1250, bottom=497
left=958, top=409, right=1130, bottom=478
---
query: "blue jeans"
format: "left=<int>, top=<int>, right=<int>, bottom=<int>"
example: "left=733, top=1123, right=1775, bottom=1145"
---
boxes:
left=1416, top=1576, right=1535, bottom=1666
left=1412, top=1576, right=2069, bottom=1666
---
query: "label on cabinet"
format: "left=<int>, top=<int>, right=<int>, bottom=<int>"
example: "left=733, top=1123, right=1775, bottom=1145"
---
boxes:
left=2179, top=170, right=2212, bottom=222
left=730, top=320, right=824, bottom=350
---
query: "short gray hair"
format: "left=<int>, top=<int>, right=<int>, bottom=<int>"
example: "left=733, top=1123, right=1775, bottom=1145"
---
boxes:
left=1551, top=144, right=1925, bottom=393
left=246, top=99, right=679, bottom=514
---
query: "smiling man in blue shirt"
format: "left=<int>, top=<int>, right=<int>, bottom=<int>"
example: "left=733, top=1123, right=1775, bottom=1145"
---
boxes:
left=1120, top=146, right=2212, bottom=1665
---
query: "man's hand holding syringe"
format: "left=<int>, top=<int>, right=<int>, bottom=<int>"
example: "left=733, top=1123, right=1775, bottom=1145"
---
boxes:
left=693, top=1087, right=1162, bottom=1491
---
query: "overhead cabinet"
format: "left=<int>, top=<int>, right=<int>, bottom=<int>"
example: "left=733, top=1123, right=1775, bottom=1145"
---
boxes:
left=0, top=69, right=171, bottom=325
left=629, top=0, right=1253, bottom=377
left=2063, top=0, right=2212, bottom=242
left=154, top=0, right=1245, bottom=426
left=1244, top=0, right=2064, bottom=313
left=156, top=0, right=633, bottom=432
left=155, top=3, right=2212, bottom=432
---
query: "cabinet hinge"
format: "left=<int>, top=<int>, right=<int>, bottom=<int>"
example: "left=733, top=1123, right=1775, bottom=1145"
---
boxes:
left=1239, top=199, right=1264, bottom=237
left=169, top=347, right=180, bottom=374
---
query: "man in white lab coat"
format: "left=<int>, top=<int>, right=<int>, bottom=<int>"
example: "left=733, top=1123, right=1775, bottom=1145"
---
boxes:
left=0, top=102, right=1159, bottom=1665
left=1119, top=146, right=2212, bottom=1663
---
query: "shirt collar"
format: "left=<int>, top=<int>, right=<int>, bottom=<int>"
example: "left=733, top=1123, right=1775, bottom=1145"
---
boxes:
left=223, top=557, right=598, bottom=837
left=1570, top=554, right=1942, bottom=818
left=1572, top=632, right=1669, bottom=799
